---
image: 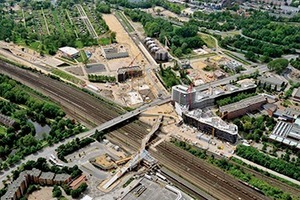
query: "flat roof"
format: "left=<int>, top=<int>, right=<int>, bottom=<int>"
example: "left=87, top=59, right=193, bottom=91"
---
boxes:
left=44, top=57, right=66, bottom=67
left=258, top=76, right=285, bottom=86
left=269, top=120, right=300, bottom=149
left=59, top=46, right=79, bottom=56
left=294, top=88, right=300, bottom=98
left=39, top=172, right=55, bottom=180
left=219, top=95, right=266, bottom=113
left=54, top=173, right=71, bottom=182
left=117, top=66, right=142, bottom=74
left=185, top=109, right=238, bottom=135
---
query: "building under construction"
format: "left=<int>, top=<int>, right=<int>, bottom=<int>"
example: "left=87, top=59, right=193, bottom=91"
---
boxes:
left=172, top=82, right=257, bottom=110
left=182, top=109, right=238, bottom=144
left=117, top=66, right=143, bottom=82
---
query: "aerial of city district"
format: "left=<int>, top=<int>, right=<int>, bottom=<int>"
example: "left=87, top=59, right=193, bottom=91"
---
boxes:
left=1, top=0, right=300, bottom=199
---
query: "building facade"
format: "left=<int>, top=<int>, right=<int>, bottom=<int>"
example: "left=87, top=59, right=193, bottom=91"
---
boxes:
left=219, top=95, right=267, bottom=119
left=182, top=109, right=238, bottom=144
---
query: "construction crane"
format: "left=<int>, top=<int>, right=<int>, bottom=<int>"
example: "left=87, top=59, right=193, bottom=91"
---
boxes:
left=128, top=53, right=142, bottom=90
left=188, top=83, right=194, bottom=109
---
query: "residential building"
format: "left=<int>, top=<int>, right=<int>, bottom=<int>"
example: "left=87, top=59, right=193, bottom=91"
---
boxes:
left=38, top=172, right=55, bottom=185
left=53, top=174, right=72, bottom=185
left=219, top=95, right=267, bottom=119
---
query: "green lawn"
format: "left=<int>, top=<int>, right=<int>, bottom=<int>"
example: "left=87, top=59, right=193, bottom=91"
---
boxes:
left=199, top=33, right=216, bottom=48
left=99, top=37, right=111, bottom=45
left=79, top=50, right=88, bottom=64
left=0, top=126, right=7, bottom=135
left=115, top=11, right=134, bottom=33
left=51, top=69, right=84, bottom=84
left=179, top=52, right=217, bottom=60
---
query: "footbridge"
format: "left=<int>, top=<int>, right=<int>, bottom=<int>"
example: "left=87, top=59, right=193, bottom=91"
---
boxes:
left=81, top=97, right=170, bottom=139
left=102, top=115, right=163, bottom=190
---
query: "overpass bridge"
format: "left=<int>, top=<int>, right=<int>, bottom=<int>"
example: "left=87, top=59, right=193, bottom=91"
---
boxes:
left=81, top=97, right=170, bottom=139
left=102, top=115, right=163, bottom=190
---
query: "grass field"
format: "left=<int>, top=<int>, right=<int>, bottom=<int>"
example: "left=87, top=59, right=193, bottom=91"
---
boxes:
left=0, top=126, right=7, bottom=135
left=78, top=50, right=88, bottom=63
left=99, top=37, right=111, bottom=45
left=199, top=33, right=216, bottom=48
left=51, top=69, right=84, bottom=84
left=223, top=51, right=251, bottom=65
left=180, top=52, right=217, bottom=60
left=115, top=11, right=135, bottom=33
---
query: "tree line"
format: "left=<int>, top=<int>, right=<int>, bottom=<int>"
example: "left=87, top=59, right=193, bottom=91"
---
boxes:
left=124, top=9, right=205, bottom=57
left=0, top=74, right=85, bottom=170
left=56, top=137, right=95, bottom=162
left=236, top=145, right=300, bottom=181
left=88, top=74, right=116, bottom=83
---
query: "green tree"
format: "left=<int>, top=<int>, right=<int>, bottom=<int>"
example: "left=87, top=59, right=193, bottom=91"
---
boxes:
left=267, top=58, right=289, bottom=74
left=52, top=185, right=62, bottom=198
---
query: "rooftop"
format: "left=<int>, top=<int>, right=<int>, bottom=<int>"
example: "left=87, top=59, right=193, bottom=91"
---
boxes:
left=58, top=46, right=79, bottom=56
left=269, top=120, right=300, bottom=149
left=70, top=175, right=86, bottom=188
left=219, top=95, right=266, bottom=113
left=258, top=76, right=285, bottom=86
left=54, top=173, right=71, bottom=182
left=293, top=87, right=300, bottom=99
left=185, top=109, right=238, bottom=135
left=117, top=66, right=142, bottom=74
left=39, top=172, right=55, bottom=180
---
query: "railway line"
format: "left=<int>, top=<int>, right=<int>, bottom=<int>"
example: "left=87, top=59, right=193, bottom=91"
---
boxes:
left=0, top=61, right=276, bottom=199
left=0, top=61, right=150, bottom=138
left=152, top=142, right=269, bottom=200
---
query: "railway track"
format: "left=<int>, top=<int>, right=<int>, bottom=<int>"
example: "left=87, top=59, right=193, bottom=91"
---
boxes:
left=0, top=61, right=150, bottom=137
left=152, top=142, right=269, bottom=200
left=0, top=61, right=278, bottom=199
left=231, top=161, right=300, bottom=198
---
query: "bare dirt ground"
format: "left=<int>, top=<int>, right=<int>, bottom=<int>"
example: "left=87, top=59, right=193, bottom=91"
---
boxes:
left=28, top=187, right=54, bottom=200
left=102, top=14, right=148, bottom=69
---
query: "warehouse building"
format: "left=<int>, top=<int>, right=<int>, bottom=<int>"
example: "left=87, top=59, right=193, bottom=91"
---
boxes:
left=257, top=76, right=286, bottom=91
left=182, top=109, right=238, bottom=144
left=171, top=82, right=257, bottom=110
left=269, top=118, right=300, bottom=149
left=117, top=66, right=143, bottom=82
left=59, top=46, right=79, bottom=58
left=219, top=95, right=267, bottom=119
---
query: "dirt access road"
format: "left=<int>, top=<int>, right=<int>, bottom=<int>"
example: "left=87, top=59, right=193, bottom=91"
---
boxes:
left=102, top=14, right=148, bottom=67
